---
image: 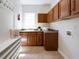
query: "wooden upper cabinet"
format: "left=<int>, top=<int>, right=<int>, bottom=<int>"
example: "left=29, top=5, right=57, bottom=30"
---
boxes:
left=71, top=0, right=79, bottom=15
left=59, top=0, right=71, bottom=19
left=47, top=9, right=54, bottom=22
left=53, top=4, right=59, bottom=21
left=38, top=14, right=47, bottom=23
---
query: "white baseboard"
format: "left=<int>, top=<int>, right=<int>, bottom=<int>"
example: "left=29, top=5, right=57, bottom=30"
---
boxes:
left=58, top=49, right=69, bottom=59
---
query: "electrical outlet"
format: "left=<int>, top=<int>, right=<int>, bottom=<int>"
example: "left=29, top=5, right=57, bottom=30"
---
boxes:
left=67, top=31, right=71, bottom=36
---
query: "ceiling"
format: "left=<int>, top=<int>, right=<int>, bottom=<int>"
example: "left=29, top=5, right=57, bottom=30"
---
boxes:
left=20, top=0, right=60, bottom=13
left=20, top=0, right=55, bottom=5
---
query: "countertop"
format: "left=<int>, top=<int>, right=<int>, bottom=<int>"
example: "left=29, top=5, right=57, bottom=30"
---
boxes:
left=19, top=29, right=43, bottom=32
left=19, top=29, right=58, bottom=33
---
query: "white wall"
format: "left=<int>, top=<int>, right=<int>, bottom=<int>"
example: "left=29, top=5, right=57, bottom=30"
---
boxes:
left=0, top=0, right=22, bottom=41
left=50, top=18, right=79, bottom=59
left=13, top=0, right=22, bottom=29
left=0, top=4, right=14, bottom=40
left=22, top=4, right=51, bottom=13
left=20, top=0, right=58, bottom=5
left=37, top=23, right=50, bottom=29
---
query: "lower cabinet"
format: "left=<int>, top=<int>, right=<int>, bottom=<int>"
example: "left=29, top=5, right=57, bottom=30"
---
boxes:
left=37, top=32, right=43, bottom=46
left=44, top=32, right=58, bottom=51
left=27, top=32, right=37, bottom=46
left=20, top=32, right=43, bottom=46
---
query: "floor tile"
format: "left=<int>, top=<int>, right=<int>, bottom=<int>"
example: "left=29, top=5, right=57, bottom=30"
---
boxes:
left=18, top=46, right=64, bottom=59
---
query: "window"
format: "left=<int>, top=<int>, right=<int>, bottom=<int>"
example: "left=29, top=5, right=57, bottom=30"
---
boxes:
left=22, top=13, right=37, bottom=29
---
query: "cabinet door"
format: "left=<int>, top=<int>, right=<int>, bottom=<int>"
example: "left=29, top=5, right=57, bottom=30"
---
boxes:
left=47, top=12, right=50, bottom=22
left=71, top=0, right=79, bottom=15
left=27, top=32, right=37, bottom=46
left=43, top=14, right=48, bottom=22
left=44, top=32, right=58, bottom=51
left=54, top=4, right=59, bottom=21
left=38, top=14, right=47, bottom=23
left=37, top=32, right=43, bottom=46
left=38, top=14, right=43, bottom=22
left=59, top=0, right=71, bottom=19
left=47, top=9, right=54, bottom=22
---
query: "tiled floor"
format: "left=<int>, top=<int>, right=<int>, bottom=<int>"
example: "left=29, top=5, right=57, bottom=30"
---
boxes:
left=18, top=46, right=64, bottom=59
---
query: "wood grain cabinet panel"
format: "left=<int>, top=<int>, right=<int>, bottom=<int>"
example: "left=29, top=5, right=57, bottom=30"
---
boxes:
left=44, top=14, right=48, bottom=22
left=38, top=14, right=44, bottom=22
left=44, top=32, right=58, bottom=51
left=37, top=32, right=43, bottom=46
left=54, top=4, right=59, bottom=21
left=71, top=0, right=79, bottom=15
left=38, top=14, right=47, bottom=23
left=20, top=32, right=43, bottom=46
left=27, top=32, right=37, bottom=46
left=59, top=0, right=71, bottom=19
left=47, top=9, right=54, bottom=22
